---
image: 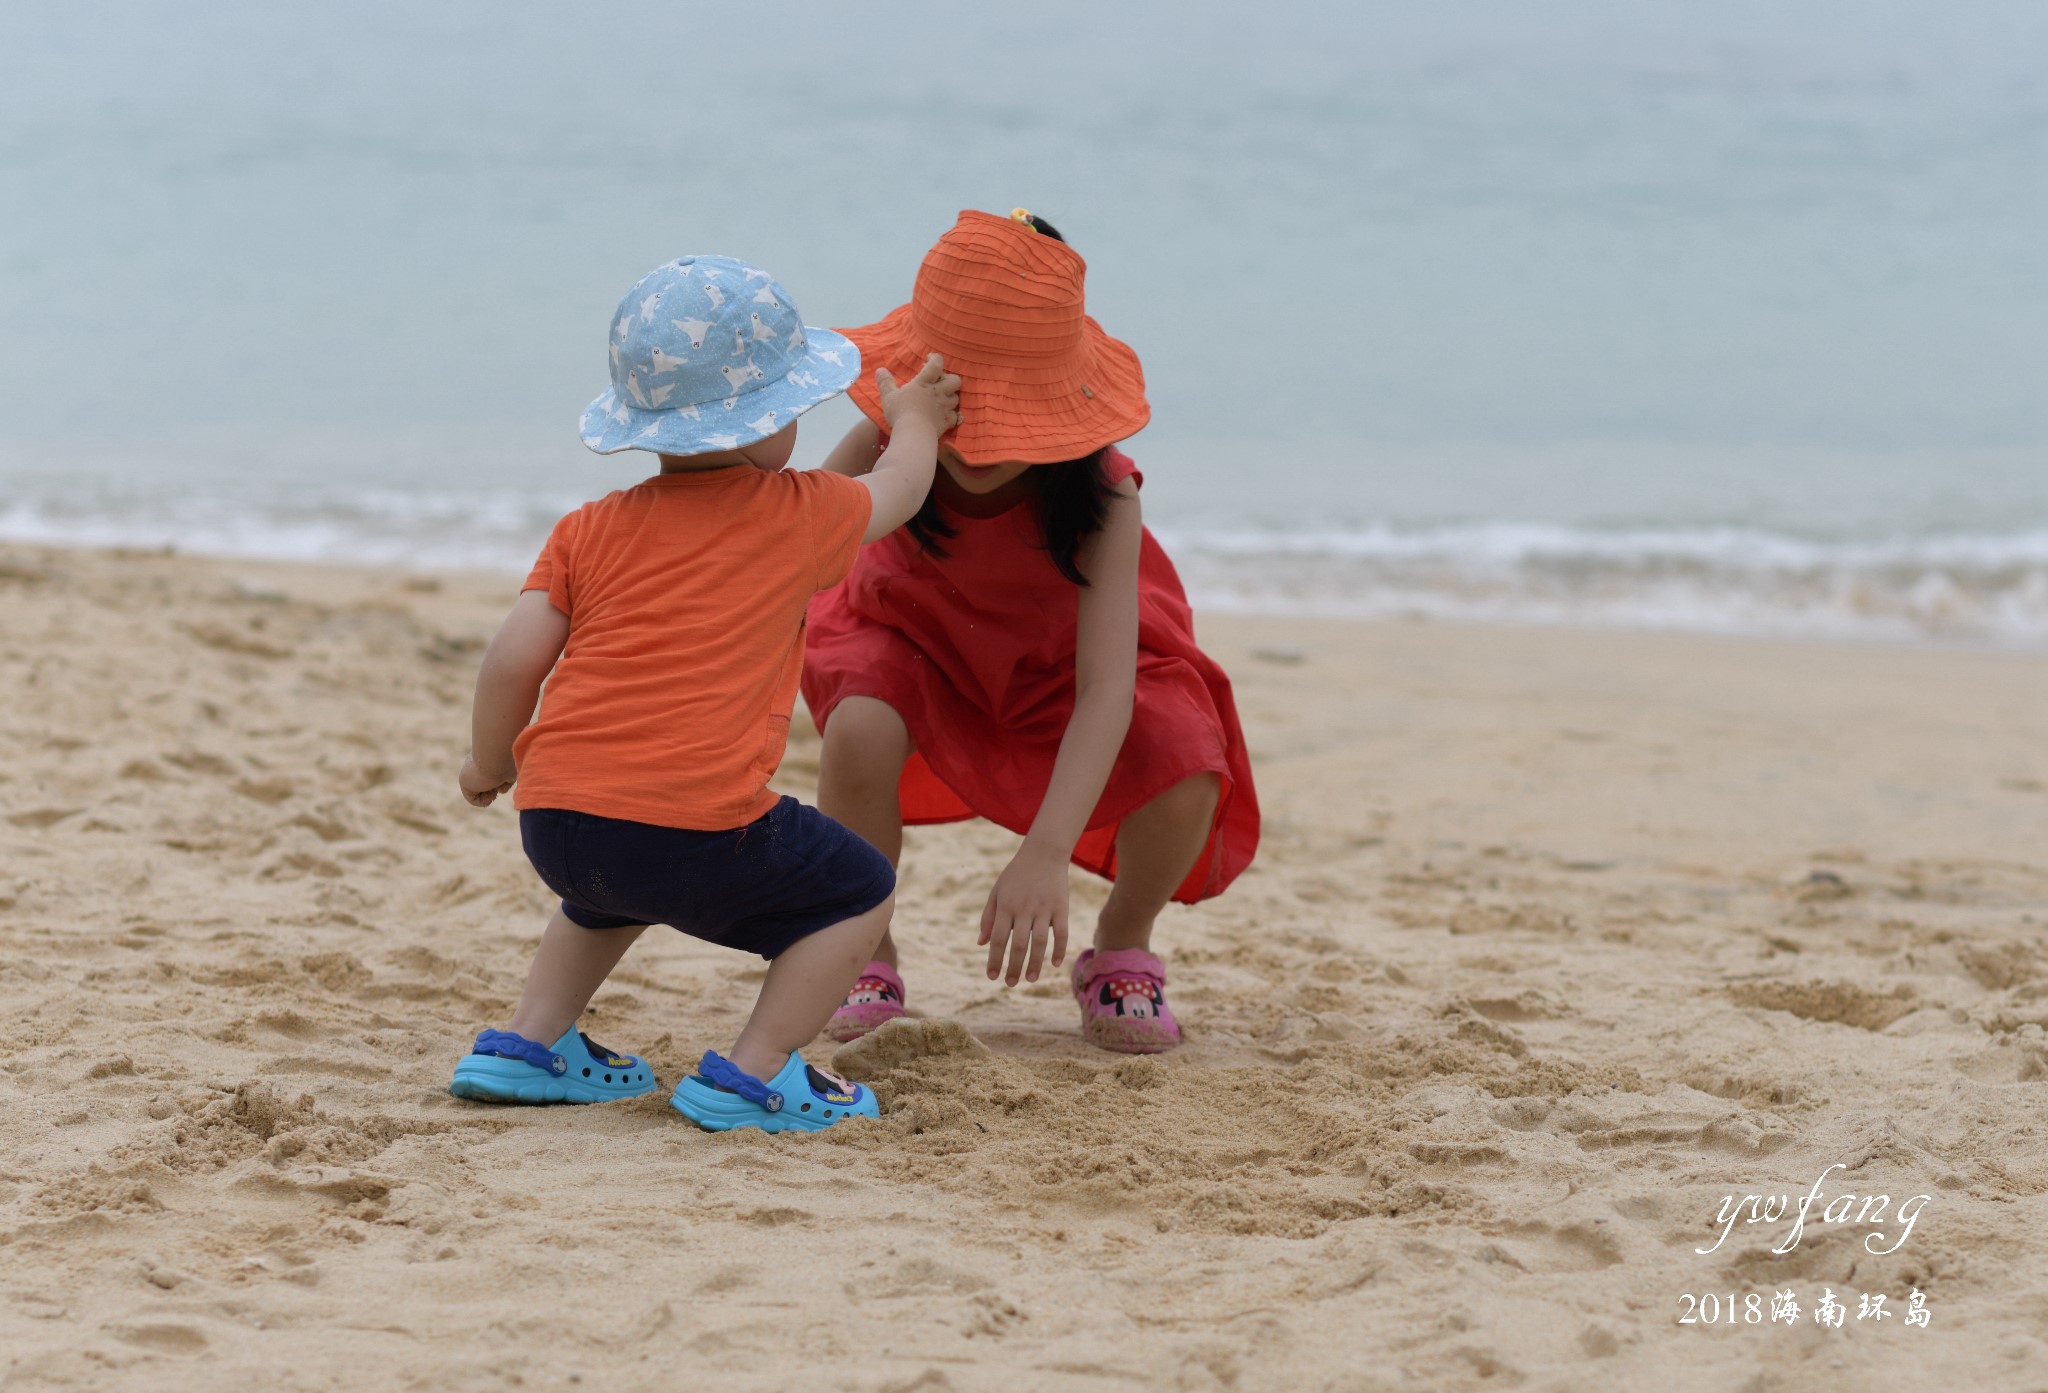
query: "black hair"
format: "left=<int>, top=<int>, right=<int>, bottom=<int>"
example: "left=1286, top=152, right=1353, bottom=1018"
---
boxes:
left=904, top=449, right=1114, bottom=587
left=900, top=210, right=1116, bottom=586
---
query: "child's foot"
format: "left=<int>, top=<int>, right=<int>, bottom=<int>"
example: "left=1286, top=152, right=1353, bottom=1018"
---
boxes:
left=1071, top=947, right=1182, bottom=1054
left=670, top=1050, right=880, bottom=1132
left=450, top=1026, right=658, bottom=1103
left=823, top=960, right=907, bottom=1042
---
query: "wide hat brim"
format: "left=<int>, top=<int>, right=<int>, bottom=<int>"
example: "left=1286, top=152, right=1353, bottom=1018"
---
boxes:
left=579, top=327, right=859, bottom=455
left=839, top=305, right=1149, bottom=466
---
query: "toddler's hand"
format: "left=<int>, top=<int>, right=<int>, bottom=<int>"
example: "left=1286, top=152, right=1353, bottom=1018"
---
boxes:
left=876, top=354, right=961, bottom=438
left=459, top=753, right=515, bottom=808
left=978, top=843, right=1069, bottom=986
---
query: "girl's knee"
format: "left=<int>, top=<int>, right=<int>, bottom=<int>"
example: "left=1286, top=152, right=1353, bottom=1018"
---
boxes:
left=823, top=695, right=907, bottom=743
left=821, top=698, right=912, bottom=782
left=1156, top=772, right=1221, bottom=825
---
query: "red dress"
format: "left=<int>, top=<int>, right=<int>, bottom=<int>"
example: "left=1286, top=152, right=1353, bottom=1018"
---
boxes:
left=801, top=448, right=1258, bottom=903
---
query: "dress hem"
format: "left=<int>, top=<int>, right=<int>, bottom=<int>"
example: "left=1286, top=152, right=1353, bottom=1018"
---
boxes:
left=821, top=684, right=1241, bottom=903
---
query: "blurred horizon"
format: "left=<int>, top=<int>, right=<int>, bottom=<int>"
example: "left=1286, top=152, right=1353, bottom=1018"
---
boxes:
left=3, top=0, right=2044, bottom=641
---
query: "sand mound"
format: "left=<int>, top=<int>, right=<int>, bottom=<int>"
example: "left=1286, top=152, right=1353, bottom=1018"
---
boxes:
left=831, top=1016, right=991, bottom=1076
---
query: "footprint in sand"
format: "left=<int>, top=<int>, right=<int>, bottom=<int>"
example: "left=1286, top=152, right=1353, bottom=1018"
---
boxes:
left=1487, top=1219, right=1626, bottom=1273
left=110, top=1323, right=209, bottom=1354
left=1728, top=979, right=1918, bottom=1031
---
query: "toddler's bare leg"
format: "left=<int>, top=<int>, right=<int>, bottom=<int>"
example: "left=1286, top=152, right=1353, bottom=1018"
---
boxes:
left=1093, top=773, right=1221, bottom=953
left=728, top=895, right=894, bottom=1079
left=504, top=909, right=648, bottom=1044
left=816, top=696, right=913, bottom=966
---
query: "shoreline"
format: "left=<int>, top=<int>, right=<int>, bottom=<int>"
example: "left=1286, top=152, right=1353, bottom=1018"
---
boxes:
left=7, top=469, right=2048, bottom=651
left=3, top=542, right=2046, bottom=1390
left=8, top=536, right=2048, bottom=658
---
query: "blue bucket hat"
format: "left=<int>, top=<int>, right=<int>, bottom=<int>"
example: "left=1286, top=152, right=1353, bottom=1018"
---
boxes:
left=580, top=255, right=859, bottom=455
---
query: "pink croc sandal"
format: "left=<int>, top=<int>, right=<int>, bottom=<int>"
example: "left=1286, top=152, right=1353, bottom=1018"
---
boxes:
left=824, top=960, right=907, bottom=1043
left=1071, top=947, right=1181, bottom=1053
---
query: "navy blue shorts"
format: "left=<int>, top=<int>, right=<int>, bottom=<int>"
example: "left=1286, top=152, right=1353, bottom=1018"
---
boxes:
left=518, top=798, right=894, bottom=960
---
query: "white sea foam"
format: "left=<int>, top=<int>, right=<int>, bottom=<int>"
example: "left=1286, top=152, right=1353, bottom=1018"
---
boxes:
left=5, top=492, right=2046, bottom=647
left=1153, top=521, right=2048, bottom=646
left=0, top=490, right=581, bottom=575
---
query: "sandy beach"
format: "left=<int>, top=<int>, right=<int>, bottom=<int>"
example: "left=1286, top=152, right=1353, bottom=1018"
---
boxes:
left=3, top=541, right=2045, bottom=1392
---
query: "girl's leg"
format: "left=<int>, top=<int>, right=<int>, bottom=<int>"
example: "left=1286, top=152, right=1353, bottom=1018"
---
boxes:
left=504, top=909, right=649, bottom=1043
left=815, top=696, right=913, bottom=965
left=1093, top=773, right=1222, bottom=952
left=728, top=894, right=895, bottom=1079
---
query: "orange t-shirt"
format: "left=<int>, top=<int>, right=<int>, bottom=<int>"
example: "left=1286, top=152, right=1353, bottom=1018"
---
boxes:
left=512, top=466, right=871, bottom=831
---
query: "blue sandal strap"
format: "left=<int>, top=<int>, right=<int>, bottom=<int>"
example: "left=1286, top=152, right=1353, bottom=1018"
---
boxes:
left=697, top=1051, right=784, bottom=1113
left=474, top=1028, right=567, bottom=1076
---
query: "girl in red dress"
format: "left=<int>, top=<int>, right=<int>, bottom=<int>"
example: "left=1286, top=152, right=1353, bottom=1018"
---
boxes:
left=803, top=209, right=1259, bottom=1053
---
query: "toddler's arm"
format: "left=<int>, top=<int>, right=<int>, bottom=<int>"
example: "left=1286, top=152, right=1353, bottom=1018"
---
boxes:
left=857, top=354, right=960, bottom=542
left=458, top=590, right=570, bottom=807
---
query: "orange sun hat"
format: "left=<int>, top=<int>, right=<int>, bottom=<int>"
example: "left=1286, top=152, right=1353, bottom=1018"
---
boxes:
left=838, top=209, right=1150, bottom=465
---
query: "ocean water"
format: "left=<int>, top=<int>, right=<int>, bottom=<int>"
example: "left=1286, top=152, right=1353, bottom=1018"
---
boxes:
left=3, top=1, right=2044, bottom=642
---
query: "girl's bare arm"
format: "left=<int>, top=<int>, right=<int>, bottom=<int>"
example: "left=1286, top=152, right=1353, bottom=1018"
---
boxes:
left=818, top=417, right=883, bottom=477
left=979, top=476, right=1142, bottom=984
left=1025, top=476, right=1141, bottom=854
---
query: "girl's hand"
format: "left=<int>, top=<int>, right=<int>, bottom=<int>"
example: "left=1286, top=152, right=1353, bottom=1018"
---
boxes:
left=875, top=353, right=961, bottom=438
left=459, top=753, right=515, bottom=808
left=979, top=842, right=1070, bottom=985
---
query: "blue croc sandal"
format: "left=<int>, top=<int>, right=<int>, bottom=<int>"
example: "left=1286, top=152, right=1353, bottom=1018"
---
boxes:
left=670, top=1050, right=879, bottom=1133
left=449, top=1026, right=658, bottom=1104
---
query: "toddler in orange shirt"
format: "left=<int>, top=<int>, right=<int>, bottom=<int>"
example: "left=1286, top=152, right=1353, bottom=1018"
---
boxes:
left=449, top=255, right=958, bottom=1132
